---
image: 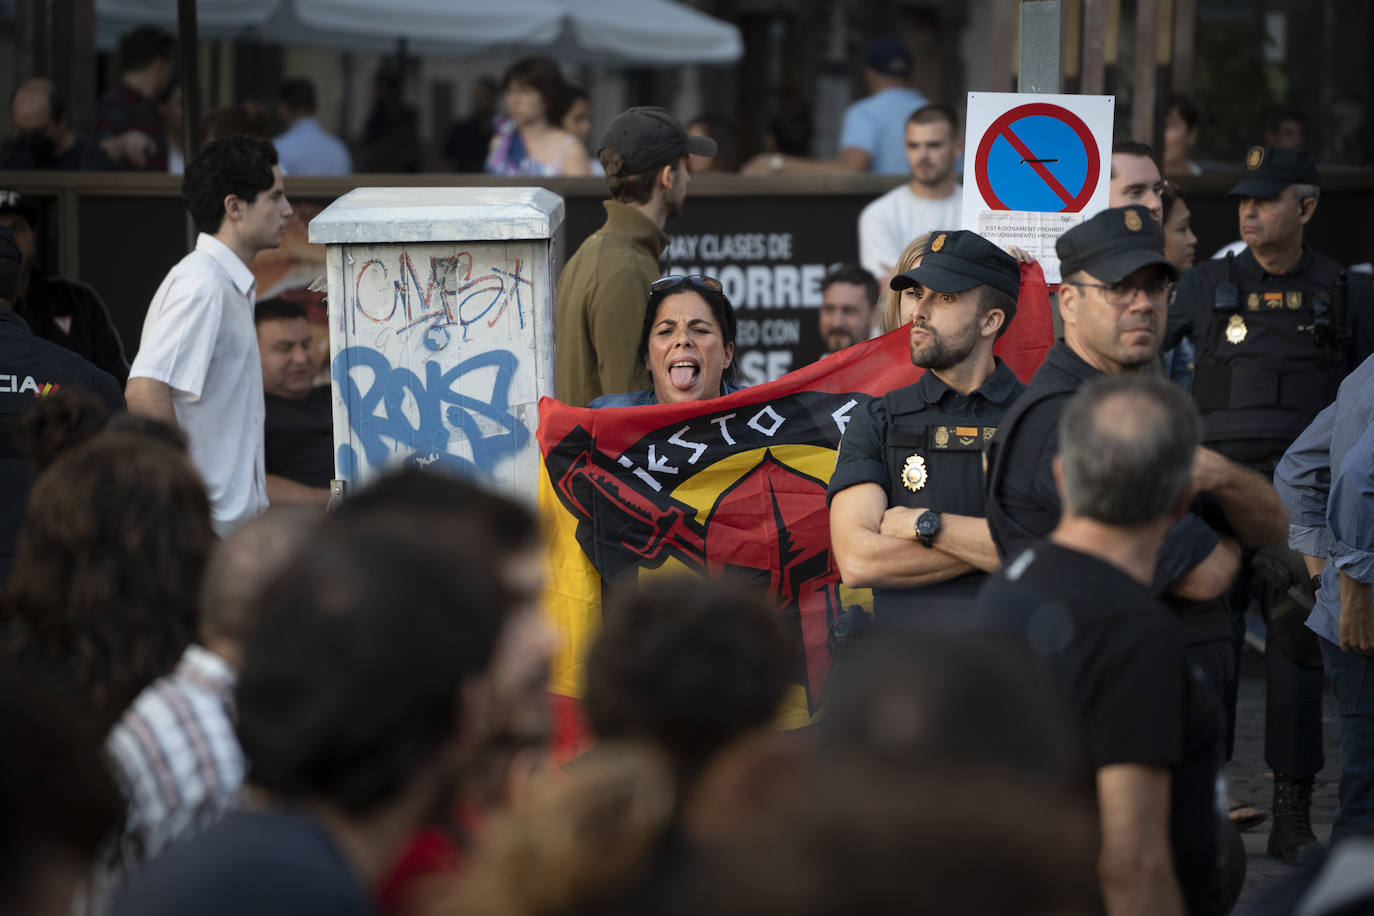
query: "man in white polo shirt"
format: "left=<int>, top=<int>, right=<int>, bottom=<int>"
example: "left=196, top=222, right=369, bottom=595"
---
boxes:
left=126, top=136, right=293, bottom=534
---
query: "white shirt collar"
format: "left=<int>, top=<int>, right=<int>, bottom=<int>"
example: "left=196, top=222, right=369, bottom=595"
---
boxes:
left=196, top=232, right=258, bottom=298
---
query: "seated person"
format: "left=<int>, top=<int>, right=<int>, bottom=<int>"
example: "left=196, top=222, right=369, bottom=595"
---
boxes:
left=589, top=275, right=740, bottom=407
left=254, top=299, right=330, bottom=506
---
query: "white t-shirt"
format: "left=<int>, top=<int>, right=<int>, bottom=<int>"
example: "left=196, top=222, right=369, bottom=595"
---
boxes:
left=130, top=233, right=267, bottom=535
left=858, top=184, right=963, bottom=283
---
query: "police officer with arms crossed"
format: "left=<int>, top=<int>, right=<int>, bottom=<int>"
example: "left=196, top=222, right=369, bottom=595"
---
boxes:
left=986, top=207, right=1288, bottom=803
left=828, top=230, right=1023, bottom=625
left=1167, top=146, right=1373, bottom=862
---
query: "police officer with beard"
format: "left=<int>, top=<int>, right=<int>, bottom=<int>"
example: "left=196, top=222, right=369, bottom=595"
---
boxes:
left=1168, top=146, right=1374, bottom=863
left=828, top=230, right=1023, bottom=627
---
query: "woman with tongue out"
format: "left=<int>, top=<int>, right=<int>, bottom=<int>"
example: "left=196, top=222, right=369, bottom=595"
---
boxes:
left=588, top=276, right=740, bottom=408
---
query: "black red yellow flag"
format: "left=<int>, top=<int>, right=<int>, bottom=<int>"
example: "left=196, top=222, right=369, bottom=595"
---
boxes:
left=538, top=262, right=1054, bottom=742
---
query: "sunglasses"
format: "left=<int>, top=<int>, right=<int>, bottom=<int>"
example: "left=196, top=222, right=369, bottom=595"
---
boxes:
left=650, top=274, right=723, bottom=296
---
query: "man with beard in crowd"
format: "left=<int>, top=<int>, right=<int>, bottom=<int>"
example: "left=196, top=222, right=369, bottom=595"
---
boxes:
left=829, top=230, right=1022, bottom=627
left=817, top=264, right=878, bottom=356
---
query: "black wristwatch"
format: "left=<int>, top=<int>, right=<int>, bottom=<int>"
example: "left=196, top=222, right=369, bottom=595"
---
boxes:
left=915, top=510, right=941, bottom=548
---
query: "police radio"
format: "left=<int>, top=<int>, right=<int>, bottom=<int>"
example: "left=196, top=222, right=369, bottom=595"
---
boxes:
left=1307, top=271, right=1349, bottom=349
left=1334, top=270, right=1351, bottom=341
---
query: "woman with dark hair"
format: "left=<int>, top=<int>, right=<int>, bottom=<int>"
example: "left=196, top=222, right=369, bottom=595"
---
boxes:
left=0, top=426, right=214, bottom=736
left=590, top=275, right=740, bottom=408
left=1160, top=184, right=1199, bottom=393
left=485, top=57, right=590, bottom=177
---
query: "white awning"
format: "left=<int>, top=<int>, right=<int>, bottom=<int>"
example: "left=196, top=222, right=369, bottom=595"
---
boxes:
left=94, top=0, right=742, bottom=64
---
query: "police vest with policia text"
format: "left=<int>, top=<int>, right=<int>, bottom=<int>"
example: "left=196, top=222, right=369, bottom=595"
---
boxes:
left=1192, top=250, right=1350, bottom=463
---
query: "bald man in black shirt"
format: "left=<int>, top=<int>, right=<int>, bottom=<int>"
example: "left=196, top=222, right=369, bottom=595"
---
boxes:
left=975, top=375, right=1231, bottom=915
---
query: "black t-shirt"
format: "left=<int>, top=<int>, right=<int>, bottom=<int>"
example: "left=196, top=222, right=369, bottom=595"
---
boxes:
left=0, top=309, right=123, bottom=583
left=15, top=273, right=130, bottom=385
left=827, top=359, right=1025, bottom=622
left=111, top=809, right=377, bottom=916
left=264, top=385, right=334, bottom=489
left=984, top=341, right=1232, bottom=644
left=973, top=542, right=1227, bottom=916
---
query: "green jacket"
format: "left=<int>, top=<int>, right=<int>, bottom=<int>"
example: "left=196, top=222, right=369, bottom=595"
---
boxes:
left=554, top=200, right=670, bottom=407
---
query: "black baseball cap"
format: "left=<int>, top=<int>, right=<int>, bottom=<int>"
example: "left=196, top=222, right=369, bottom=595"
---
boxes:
left=599, top=106, right=716, bottom=176
left=891, top=230, right=1020, bottom=299
left=865, top=37, right=912, bottom=78
left=1056, top=205, right=1178, bottom=283
left=0, top=225, right=22, bottom=302
left=1229, top=145, right=1319, bottom=198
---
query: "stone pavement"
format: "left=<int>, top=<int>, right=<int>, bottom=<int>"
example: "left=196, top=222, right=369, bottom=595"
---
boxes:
left=1229, top=646, right=1342, bottom=908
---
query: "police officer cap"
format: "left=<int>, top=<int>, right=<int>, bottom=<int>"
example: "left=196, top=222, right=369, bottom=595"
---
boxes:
left=1229, top=146, right=1319, bottom=198
left=890, top=229, right=1020, bottom=300
left=0, top=225, right=21, bottom=303
left=1056, top=205, right=1178, bottom=284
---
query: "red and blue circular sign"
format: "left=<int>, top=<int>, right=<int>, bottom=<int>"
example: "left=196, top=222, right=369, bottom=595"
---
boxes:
left=974, top=103, right=1100, bottom=212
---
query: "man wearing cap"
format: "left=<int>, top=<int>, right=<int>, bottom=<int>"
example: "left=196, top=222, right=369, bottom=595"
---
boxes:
left=0, top=190, right=130, bottom=385
left=0, top=225, right=124, bottom=583
left=1169, top=146, right=1374, bottom=862
left=741, top=38, right=927, bottom=176
left=827, top=230, right=1022, bottom=624
left=554, top=106, right=715, bottom=407
left=985, top=207, right=1287, bottom=821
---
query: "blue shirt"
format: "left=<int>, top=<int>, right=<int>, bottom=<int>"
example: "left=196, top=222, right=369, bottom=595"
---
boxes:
left=839, top=87, right=929, bottom=175
left=274, top=117, right=352, bottom=176
left=1274, top=353, right=1374, bottom=645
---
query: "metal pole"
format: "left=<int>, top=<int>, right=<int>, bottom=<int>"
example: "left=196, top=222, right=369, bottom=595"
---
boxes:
left=1019, top=0, right=1063, bottom=93
left=178, top=0, right=202, bottom=161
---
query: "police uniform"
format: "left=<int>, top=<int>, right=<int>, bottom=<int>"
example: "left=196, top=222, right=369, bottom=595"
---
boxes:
left=827, top=230, right=1023, bottom=625
left=1170, top=148, right=1372, bottom=466
left=1167, top=147, right=1354, bottom=860
left=986, top=205, right=1239, bottom=731
left=0, top=226, right=124, bottom=583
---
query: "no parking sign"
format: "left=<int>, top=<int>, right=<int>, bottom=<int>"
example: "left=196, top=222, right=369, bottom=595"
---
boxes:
left=960, top=92, right=1114, bottom=282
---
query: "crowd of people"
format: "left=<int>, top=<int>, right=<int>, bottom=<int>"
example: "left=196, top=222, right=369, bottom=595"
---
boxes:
left=2, top=23, right=1374, bottom=916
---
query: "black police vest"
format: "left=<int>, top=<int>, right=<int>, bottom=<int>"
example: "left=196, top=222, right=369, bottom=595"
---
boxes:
left=880, top=386, right=1002, bottom=514
left=873, top=385, right=1009, bottom=623
left=1192, top=251, right=1348, bottom=461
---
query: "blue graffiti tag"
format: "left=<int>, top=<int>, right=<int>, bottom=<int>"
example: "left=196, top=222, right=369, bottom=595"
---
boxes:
left=333, top=345, right=530, bottom=481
